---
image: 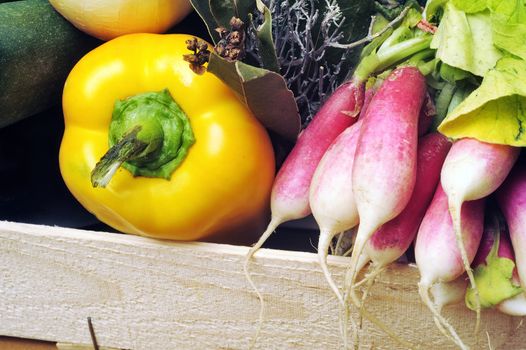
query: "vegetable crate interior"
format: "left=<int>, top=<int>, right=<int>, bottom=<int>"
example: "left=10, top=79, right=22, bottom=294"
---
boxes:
left=1, top=1, right=526, bottom=349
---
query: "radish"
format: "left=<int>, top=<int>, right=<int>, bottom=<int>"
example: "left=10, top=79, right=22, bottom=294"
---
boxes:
left=243, top=79, right=365, bottom=346
left=345, top=66, right=425, bottom=308
left=362, top=132, right=451, bottom=279
left=497, top=292, right=526, bottom=316
left=465, top=210, right=523, bottom=313
left=496, top=164, right=526, bottom=316
left=354, top=132, right=450, bottom=294
left=432, top=277, right=469, bottom=313
left=335, top=66, right=425, bottom=349
left=348, top=132, right=450, bottom=348
left=440, top=138, right=520, bottom=331
left=245, top=80, right=364, bottom=257
left=415, top=184, right=485, bottom=350
left=243, top=14, right=435, bottom=345
left=333, top=92, right=437, bottom=261
left=309, top=120, right=362, bottom=305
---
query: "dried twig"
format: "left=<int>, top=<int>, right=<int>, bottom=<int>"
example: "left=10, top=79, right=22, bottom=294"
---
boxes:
left=328, top=6, right=410, bottom=50
left=88, top=317, right=100, bottom=350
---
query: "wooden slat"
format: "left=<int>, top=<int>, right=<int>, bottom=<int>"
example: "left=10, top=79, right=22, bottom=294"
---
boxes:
left=1, top=221, right=525, bottom=349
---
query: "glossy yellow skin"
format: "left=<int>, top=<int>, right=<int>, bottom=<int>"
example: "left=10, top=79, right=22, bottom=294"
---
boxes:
left=59, top=33, right=275, bottom=242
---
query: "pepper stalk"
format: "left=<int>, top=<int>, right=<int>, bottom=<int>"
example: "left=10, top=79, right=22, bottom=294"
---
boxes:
left=91, top=89, right=195, bottom=188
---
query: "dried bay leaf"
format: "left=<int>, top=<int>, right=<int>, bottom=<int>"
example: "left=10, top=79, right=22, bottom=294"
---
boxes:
left=208, top=53, right=300, bottom=141
left=189, top=0, right=220, bottom=42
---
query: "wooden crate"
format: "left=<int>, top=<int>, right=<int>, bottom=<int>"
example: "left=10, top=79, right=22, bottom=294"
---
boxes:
left=1, top=220, right=524, bottom=349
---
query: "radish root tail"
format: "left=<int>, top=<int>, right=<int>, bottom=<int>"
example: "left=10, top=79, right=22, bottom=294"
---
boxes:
left=340, top=300, right=358, bottom=350
left=418, top=282, right=468, bottom=350
left=347, top=283, right=415, bottom=349
left=450, top=201, right=481, bottom=334
left=433, top=298, right=455, bottom=343
left=343, top=234, right=414, bottom=349
left=342, top=233, right=368, bottom=348
left=243, top=217, right=281, bottom=349
left=319, top=231, right=355, bottom=348
left=433, top=316, right=455, bottom=343
left=345, top=233, right=369, bottom=303
left=360, top=264, right=385, bottom=307
left=355, top=262, right=380, bottom=329
left=318, top=230, right=345, bottom=306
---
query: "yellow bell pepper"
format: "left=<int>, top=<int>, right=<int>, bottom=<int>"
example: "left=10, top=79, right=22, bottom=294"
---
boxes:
left=59, top=33, right=275, bottom=242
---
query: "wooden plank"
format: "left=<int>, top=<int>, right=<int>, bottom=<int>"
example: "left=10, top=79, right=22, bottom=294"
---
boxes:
left=0, top=220, right=525, bottom=349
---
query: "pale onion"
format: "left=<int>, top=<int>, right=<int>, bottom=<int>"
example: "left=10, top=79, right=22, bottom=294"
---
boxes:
left=49, top=0, right=193, bottom=41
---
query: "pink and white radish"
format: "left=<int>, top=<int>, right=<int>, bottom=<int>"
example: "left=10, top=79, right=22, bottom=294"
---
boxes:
left=333, top=93, right=437, bottom=267
left=243, top=79, right=365, bottom=345
left=497, top=292, right=526, bottom=316
left=415, top=184, right=485, bottom=350
left=354, top=132, right=450, bottom=307
left=309, top=120, right=362, bottom=305
left=465, top=210, right=523, bottom=314
left=345, top=66, right=425, bottom=307
left=432, top=277, right=469, bottom=313
left=440, top=138, right=520, bottom=330
left=496, top=164, right=526, bottom=316
left=245, top=80, right=364, bottom=259
left=361, top=132, right=451, bottom=280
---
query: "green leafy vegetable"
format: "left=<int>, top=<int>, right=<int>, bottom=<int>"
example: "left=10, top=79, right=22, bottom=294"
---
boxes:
left=439, top=62, right=472, bottom=83
left=434, top=82, right=455, bottom=124
left=424, top=0, right=446, bottom=19
left=430, top=2, right=502, bottom=77
left=360, top=15, right=392, bottom=59
left=491, top=11, right=526, bottom=60
left=354, top=35, right=432, bottom=81
left=488, top=0, right=526, bottom=19
left=465, top=220, right=523, bottom=310
left=439, top=56, right=526, bottom=145
left=466, top=255, right=522, bottom=310
left=427, top=0, right=526, bottom=146
left=487, top=0, right=526, bottom=60
left=451, top=0, right=488, bottom=13
left=450, top=0, right=526, bottom=61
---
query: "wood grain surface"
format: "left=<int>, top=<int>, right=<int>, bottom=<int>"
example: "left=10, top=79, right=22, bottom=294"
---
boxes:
left=1, top=221, right=525, bottom=349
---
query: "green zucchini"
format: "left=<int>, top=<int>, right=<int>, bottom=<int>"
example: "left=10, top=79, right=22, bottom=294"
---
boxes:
left=0, top=0, right=100, bottom=128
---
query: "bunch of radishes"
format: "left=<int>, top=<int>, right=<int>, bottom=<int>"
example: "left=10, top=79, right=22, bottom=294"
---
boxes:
left=244, top=64, right=524, bottom=349
left=240, top=2, right=526, bottom=348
